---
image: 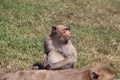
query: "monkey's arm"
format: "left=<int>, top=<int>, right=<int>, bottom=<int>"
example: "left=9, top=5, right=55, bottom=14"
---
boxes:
left=43, top=36, right=54, bottom=67
left=43, top=36, right=54, bottom=55
left=50, top=54, right=76, bottom=69
left=50, top=43, right=77, bottom=69
left=42, top=54, right=48, bottom=67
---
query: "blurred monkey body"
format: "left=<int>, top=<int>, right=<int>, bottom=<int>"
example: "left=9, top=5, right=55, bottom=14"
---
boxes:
left=0, top=66, right=115, bottom=80
left=43, top=25, right=77, bottom=70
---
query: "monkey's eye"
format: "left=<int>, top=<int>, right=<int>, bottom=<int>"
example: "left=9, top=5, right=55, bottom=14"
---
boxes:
left=65, top=28, right=70, bottom=31
left=63, top=28, right=70, bottom=33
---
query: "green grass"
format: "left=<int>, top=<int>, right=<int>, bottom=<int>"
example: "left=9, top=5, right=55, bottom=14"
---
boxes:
left=0, top=0, right=120, bottom=78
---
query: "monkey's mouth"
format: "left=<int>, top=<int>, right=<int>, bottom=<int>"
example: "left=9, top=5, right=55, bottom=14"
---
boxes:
left=62, top=37, right=71, bottom=42
left=65, top=36, right=71, bottom=40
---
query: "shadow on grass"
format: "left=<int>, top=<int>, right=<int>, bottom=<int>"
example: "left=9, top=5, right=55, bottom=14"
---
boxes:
left=32, top=62, right=46, bottom=70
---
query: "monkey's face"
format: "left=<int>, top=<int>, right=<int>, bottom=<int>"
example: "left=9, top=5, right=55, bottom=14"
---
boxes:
left=56, top=26, right=71, bottom=42
left=52, top=25, right=71, bottom=42
left=60, top=28, right=71, bottom=41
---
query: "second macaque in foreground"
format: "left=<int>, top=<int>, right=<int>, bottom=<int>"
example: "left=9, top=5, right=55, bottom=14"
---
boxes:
left=1, top=66, right=115, bottom=80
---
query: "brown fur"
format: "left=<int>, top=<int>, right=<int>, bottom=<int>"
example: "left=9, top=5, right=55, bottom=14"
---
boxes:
left=0, top=66, right=115, bottom=80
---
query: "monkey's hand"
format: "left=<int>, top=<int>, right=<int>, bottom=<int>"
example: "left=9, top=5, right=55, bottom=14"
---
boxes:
left=42, top=54, right=48, bottom=67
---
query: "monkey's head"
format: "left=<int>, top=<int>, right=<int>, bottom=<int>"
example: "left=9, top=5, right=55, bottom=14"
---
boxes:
left=51, top=25, right=71, bottom=43
left=91, top=67, right=115, bottom=80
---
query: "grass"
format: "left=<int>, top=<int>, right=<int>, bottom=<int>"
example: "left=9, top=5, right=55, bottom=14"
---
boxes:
left=0, top=0, right=120, bottom=78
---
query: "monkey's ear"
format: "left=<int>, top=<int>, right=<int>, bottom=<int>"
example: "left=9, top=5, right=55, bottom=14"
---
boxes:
left=51, top=26, right=57, bottom=34
left=52, top=26, right=57, bottom=31
left=91, top=72, right=99, bottom=79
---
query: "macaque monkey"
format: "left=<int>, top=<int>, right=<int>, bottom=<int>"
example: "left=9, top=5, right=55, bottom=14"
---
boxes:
left=43, top=25, right=77, bottom=70
left=0, top=66, right=115, bottom=80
